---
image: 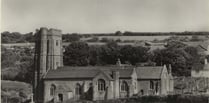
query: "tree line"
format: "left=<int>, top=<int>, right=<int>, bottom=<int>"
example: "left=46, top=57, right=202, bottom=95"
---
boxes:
left=2, top=31, right=209, bottom=43
left=1, top=40, right=206, bottom=84
left=63, top=41, right=204, bottom=76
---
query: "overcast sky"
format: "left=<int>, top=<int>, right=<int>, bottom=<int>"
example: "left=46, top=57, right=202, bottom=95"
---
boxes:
left=2, top=0, right=209, bottom=33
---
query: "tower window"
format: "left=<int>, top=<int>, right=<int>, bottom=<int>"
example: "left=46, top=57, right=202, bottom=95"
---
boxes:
left=56, top=40, right=59, bottom=46
left=98, top=79, right=105, bottom=91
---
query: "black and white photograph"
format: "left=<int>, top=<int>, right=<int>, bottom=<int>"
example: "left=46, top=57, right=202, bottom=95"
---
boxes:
left=1, top=0, right=209, bottom=103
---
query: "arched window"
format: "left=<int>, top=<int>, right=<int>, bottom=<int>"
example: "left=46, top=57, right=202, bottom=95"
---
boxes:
left=50, top=84, right=56, bottom=96
left=75, top=83, right=82, bottom=95
left=150, top=81, right=154, bottom=90
left=155, top=82, right=159, bottom=93
left=56, top=40, right=59, bottom=46
left=98, top=79, right=105, bottom=91
left=121, top=81, right=128, bottom=91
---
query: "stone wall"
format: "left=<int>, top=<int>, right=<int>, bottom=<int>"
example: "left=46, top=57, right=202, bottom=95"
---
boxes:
left=44, top=79, right=92, bottom=103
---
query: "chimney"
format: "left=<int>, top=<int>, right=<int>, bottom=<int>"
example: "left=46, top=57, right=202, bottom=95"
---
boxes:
left=205, top=58, right=208, bottom=65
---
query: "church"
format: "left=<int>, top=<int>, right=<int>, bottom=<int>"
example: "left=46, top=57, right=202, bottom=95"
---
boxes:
left=33, top=28, right=174, bottom=103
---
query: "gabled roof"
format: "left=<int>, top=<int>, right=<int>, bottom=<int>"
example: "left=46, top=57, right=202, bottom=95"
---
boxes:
left=44, top=66, right=134, bottom=80
left=103, top=68, right=133, bottom=78
left=136, top=66, right=164, bottom=79
left=44, top=67, right=99, bottom=79
left=44, top=66, right=165, bottom=80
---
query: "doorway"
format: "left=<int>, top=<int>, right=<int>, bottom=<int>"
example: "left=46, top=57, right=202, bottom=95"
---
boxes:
left=58, top=93, right=63, bottom=102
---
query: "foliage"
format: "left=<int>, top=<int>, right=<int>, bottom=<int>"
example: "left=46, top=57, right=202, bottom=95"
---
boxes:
left=100, top=37, right=114, bottom=42
left=99, top=41, right=121, bottom=65
left=62, top=33, right=81, bottom=42
left=120, top=45, right=149, bottom=65
left=190, top=35, right=202, bottom=41
left=1, top=46, right=34, bottom=83
left=87, top=37, right=99, bottom=42
left=63, top=41, right=150, bottom=66
left=1, top=31, right=34, bottom=43
left=89, top=46, right=102, bottom=66
left=63, top=42, right=90, bottom=66
left=1, top=80, right=32, bottom=103
left=115, top=31, right=123, bottom=36
left=152, top=41, right=202, bottom=76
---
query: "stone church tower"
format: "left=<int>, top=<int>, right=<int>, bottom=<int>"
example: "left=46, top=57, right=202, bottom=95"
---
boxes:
left=33, top=27, right=63, bottom=102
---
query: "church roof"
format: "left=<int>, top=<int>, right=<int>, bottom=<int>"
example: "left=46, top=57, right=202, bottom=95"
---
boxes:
left=44, top=66, right=133, bottom=80
left=136, top=66, right=164, bottom=79
left=44, top=66, right=164, bottom=80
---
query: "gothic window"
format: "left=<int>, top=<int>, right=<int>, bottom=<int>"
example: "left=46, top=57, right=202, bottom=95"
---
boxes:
left=155, top=82, right=159, bottom=93
left=50, top=84, right=56, bottom=96
left=56, top=40, right=59, bottom=46
left=75, top=83, right=82, bottom=95
left=150, top=81, right=154, bottom=90
left=98, top=79, right=105, bottom=91
left=121, top=81, right=128, bottom=91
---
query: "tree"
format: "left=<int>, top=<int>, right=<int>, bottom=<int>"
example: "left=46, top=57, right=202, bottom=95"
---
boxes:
left=165, top=40, right=187, bottom=49
left=99, top=41, right=120, bottom=65
left=1, top=47, right=20, bottom=69
left=120, top=45, right=149, bottom=65
left=89, top=46, right=102, bottom=65
left=87, top=37, right=99, bottom=42
left=190, top=35, right=201, bottom=41
left=1, top=46, right=34, bottom=83
left=62, top=33, right=80, bottom=42
left=115, top=31, right=123, bottom=36
left=23, top=32, right=35, bottom=42
left=152, top=41, right=201, bottom=76
left=63, top=42, right=89, bottom=66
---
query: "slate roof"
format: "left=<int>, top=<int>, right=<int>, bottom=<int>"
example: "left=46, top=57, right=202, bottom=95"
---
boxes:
left=44, top=66, right=134, bottom=80
left=136, top=66, right=164, bottom=79
left=44, top=66, right=164, bottom=80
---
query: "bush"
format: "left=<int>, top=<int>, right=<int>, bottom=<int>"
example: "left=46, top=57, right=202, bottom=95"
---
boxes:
left=87, top=37, right=99, bottom=42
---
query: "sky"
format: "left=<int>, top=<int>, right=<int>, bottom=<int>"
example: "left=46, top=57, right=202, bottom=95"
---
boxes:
left=1, top=0, right=209, bottom=33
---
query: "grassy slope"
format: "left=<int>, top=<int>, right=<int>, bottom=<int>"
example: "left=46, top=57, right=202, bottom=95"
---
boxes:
left=1, top=80, right=32, bottom=99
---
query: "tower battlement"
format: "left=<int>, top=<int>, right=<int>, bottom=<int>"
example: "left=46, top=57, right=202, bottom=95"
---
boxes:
left=38, top=27, right=62, bottom=37
left=48, top=28, right=62, bottom=35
